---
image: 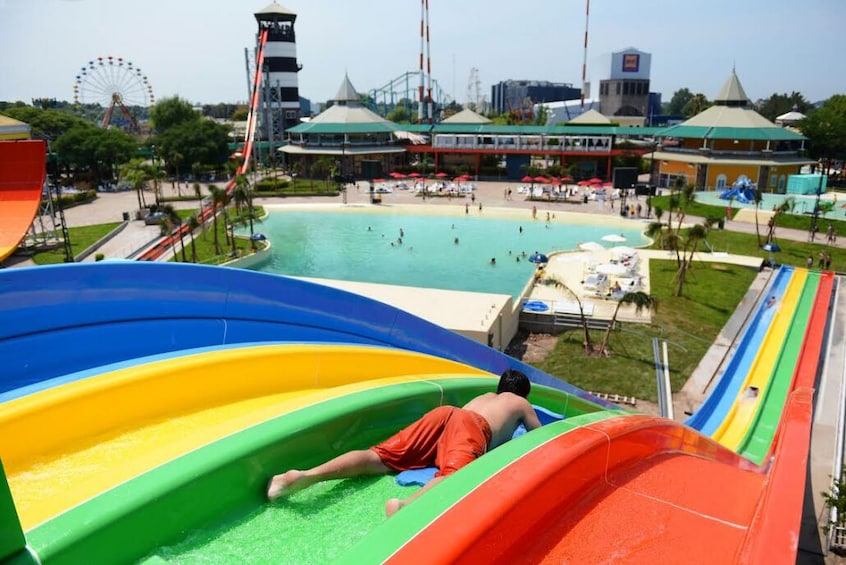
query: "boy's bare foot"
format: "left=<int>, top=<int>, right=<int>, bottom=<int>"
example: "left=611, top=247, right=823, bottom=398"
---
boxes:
left=385, top=497, right=405, bottom=517
left=266, top=470, right=309, bottom=501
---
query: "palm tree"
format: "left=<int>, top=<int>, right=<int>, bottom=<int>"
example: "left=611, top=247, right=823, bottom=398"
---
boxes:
left=169, top=151, right=184, bottom=197
left=654, top=206, right=665, bottom=227
left=207, top=185, right=223, bottom=255
left=674, top=224, right=708, bottom=297
left=597, top=291, right=658, bottom=356
left=233, top=174, right=256, bottom=249
left=766, top=199, right=791, bottom=244
left=158, top=204, right=186, bottom=262
left=119, top=158, right=149, bottom=210
left=187, top=214, right=200, bottom=263
left=673, top=183, right=697, bottom=235
left=537, top=275, right=595, bottom=354
left=143, top=161, right=166, bottom=205
left=215, top=189, right=234, bottom=251
left=645, top=221, right=666, bottom=249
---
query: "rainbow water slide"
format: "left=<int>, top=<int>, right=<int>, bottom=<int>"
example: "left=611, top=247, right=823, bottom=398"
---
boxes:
left=735, top=270, right=827, bottom=463
left=0, top=140, right=46, bottom=261
left=710, top=268, right=809, bottom=449
left=0, top=262, right=829, bottom=563
left=686, top=265, right=792, bottom=434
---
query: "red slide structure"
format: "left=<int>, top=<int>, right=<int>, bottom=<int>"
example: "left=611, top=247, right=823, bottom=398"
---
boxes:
left=138, top=29, right=269, bottom=262
left=0, top=140, right=46, bottom=262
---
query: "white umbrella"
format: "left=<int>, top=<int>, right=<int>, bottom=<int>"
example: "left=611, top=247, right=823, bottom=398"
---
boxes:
left=601, top=234, right=627, bottom=243
left=595, top=263, right=631, bottom=276
left=578, top=241, right=605, bottom=252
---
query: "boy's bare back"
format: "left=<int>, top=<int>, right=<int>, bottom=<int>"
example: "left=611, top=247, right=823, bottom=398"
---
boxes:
left=463, top=392, right=541, bottom=449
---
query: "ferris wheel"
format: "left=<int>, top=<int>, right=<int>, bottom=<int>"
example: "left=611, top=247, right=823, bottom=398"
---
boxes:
left=73, top=56, right=155, bottom=131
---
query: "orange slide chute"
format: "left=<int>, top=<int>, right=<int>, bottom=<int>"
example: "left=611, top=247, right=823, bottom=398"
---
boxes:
left=0, top=140, right=46, bottom=261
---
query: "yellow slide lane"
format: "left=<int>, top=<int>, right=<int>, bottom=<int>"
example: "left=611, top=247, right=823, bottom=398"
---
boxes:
left=1, top=344, right=492, bottom=530
left=712, top=268, right=808, bottom=450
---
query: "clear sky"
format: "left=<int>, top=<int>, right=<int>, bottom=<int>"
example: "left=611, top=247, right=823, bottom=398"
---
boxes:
left=1, top=0, right=842, bottom=108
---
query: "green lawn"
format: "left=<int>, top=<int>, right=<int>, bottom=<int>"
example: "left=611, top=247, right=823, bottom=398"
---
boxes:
left=534, top=259, right=760, bottom=402
left=168, top=208, right=265, bottom=265
left=29, top=223, right=121, bottom=265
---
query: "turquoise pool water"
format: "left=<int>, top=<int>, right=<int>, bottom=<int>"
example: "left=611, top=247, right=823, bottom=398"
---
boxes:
left=241, top=207, right=648, bottom=298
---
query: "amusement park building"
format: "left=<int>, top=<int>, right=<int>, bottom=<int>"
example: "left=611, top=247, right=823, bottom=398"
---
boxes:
left=282, top=75, right=657, bottom=182
left=281, top=75, right=408, bottom=179
left=650, top=70, right=813, bottom=192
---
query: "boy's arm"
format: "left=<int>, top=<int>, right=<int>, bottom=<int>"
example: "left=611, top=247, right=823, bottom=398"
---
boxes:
left=522, top=400, right=542, bottom=431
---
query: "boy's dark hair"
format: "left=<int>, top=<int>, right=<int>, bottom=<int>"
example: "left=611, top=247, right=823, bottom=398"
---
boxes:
left=497, top=369, right=531, bottom=398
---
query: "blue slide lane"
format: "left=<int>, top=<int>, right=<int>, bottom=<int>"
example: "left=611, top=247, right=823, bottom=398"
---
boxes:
left=0, top=262, right=617, bottom=408
left=685, top=266, right=793, bottom=434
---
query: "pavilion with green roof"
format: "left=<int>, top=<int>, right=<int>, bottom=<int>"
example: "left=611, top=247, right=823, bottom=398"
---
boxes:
left=281, top=74, right=409, bottom=178
left=650, top=69, right=814, bottom=192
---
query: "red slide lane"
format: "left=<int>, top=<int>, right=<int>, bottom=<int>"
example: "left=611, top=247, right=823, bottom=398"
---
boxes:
left=738, top=271, right=834, bottom=562
left=0, top=140, right=46, bottom=261
left=389, top=415, right=766, bottom=564
left=138, top=29, right=268, bottom=262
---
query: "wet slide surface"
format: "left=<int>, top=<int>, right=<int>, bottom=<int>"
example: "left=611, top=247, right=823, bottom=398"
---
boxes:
left=25, top=378, right=596, bottom=564
left=735, top=271, right=821, bottom=463
left=686, top=267, right=792, bottom=434
left=3, top=344, right=490, bottom=530
left=711, top=269, right=809, bottom=448
left=375, top=414, right=765, bottom=564
left=0, top=140, right=45, bottom=261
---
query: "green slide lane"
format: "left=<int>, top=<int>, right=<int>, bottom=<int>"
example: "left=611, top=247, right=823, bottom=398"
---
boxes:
left=25, top=376, right=605, bottom=565
left=737, top=271, right=819, bottom=465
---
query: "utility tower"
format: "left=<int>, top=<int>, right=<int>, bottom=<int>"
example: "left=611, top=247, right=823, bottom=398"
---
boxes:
left=466, top=67, right=483, bottom=112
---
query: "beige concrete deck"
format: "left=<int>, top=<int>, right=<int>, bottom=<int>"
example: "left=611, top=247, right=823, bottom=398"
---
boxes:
left=524, top=248, right=764, bottom=324
left=301, top=277, right=516, bottom=350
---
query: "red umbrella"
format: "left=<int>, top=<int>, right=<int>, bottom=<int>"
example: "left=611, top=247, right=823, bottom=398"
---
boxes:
left=408, top=172, right=421, bottom=178
left=390, top=172, right=405, bottom=178
left=577, top=180, right=591, bottom=186
left=534, top=176, right=550, bottom=183
left=550, top=177, right=562, bottom=186
left=588, top=177, right=603, bottom=184
left=435, top=172, right=448, bottom=178
left=521, top=175, right=534, bottom=183
left=602, top=181, right=614, bottom=188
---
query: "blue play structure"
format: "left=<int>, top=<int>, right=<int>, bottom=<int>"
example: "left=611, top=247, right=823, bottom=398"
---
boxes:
left=719, top=175, right=757, bottom=204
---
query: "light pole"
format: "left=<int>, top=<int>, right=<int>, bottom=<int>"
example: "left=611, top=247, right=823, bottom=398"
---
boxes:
left=150, top=144, right=159, bottom=206
left=809, top=168, right=824, bottom=242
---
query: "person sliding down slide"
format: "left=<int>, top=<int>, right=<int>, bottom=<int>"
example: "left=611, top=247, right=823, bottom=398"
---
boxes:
left=266, top=370, right=541, bottom=517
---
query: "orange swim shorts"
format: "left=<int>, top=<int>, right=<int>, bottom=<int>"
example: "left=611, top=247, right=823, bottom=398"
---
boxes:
left=371, top=405, right=492, bottom=477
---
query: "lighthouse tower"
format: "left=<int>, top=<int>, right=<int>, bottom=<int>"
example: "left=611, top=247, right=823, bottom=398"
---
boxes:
left=254, top=2, right=302, bottom=154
